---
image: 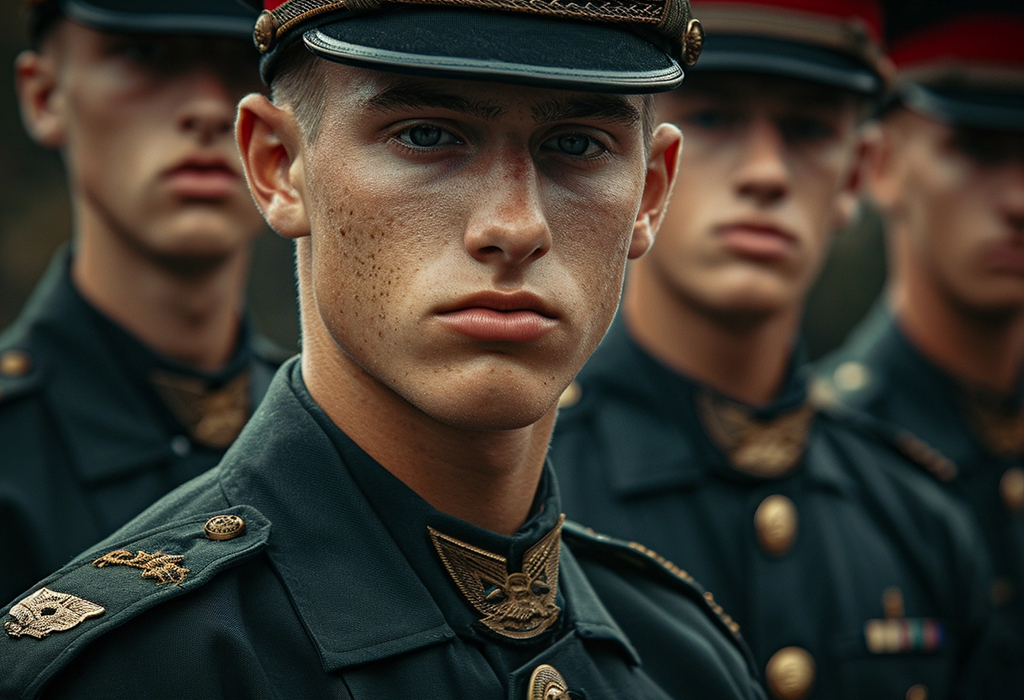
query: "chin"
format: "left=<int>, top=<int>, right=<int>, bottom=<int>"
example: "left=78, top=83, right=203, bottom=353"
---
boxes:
left=412, top=381, right=557, bottom=432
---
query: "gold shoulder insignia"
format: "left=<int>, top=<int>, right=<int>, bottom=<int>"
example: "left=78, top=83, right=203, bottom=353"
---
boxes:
left=429, top=515, right=564, bottom=640
left=93, top=549, right=190, bottom=585
left=4, top=588, right=105, bottom=640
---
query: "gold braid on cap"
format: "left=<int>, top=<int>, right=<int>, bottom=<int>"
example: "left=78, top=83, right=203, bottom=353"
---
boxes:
left=254, top=0, right=695, bottom=58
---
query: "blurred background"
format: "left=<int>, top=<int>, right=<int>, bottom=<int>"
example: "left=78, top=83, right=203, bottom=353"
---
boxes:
left=0, top=6, right=886, bottom=359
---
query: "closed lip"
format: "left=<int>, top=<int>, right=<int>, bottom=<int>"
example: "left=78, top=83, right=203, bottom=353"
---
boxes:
left=714, top=220, right=798, bottom=243
left=434, top=291, right=560, bottom=342
left=164, top=155, right=239, bottom=180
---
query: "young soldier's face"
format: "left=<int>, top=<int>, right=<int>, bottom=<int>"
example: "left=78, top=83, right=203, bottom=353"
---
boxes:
left=16, top=22, right=266, bottom=263
left=872, top=110, right=1024, bottom=312
left=651, top=73, right=865, bottom=316
left=240, top=64, right=678, bottom=430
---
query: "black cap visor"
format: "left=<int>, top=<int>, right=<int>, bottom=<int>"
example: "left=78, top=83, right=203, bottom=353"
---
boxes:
left=301, top=8, right=683, bottom=93
left=690, top=35, right=881, bottom=95
left=900, top=83, right=1024, bottom=132
left=56, top=0, right=256, bottom=38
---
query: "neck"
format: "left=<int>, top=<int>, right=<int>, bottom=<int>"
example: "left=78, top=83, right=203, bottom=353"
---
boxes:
left=891, top=245, right=1024, bottom=394
left=623, top=264, right=800, bottom=406
left=302, top=333, right=552, bottom=537
left=71, top=207, right=250, bottom=372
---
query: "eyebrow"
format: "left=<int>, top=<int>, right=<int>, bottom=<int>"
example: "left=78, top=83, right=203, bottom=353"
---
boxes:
left=364, top=81, right=507, bottom=121
left=531, top=95, right=642, bottom=127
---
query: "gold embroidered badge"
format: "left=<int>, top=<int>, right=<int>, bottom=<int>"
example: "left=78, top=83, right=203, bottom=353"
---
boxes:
left=93, top=549, right=190, bottom=585
left=528, top=664, right=570, bottom=700
left=429, top=515, right=565, bottom=640
left=962, top=391, right=1024, bottom=457
left=150, top=370, right=251, bottom=449
left=4, top=588, right=105, bottom=639
left=697, top=391, right=816, bottom=477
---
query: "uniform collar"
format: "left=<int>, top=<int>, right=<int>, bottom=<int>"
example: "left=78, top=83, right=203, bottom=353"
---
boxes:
left=572, top=315, right=851, bottom=498
left=217, top=359, right=638, bottom=671
left=2, top=247, right=261, bottom=482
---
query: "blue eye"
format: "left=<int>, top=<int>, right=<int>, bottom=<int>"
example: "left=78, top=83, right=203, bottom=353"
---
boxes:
left=397, top=125, right=462, bottom=149
left=543, top=133, right=605, bottom=157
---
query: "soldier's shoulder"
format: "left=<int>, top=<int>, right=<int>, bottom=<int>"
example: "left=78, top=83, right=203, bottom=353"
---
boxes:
left=815, top=399, right=960, bottom=484
left=562, top=521, right=746, bottom=649
left=0, top=478, right=271, bottom=700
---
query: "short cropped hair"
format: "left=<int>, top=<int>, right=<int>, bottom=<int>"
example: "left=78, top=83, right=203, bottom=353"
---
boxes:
left=271, top=45, right=657, bottom=151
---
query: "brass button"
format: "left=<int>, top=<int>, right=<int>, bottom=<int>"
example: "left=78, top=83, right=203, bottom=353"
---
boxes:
left=527, top=664, right=569, bottom=700
left=765, top=647, right=815, bottom=700
left=557, top=381, right=581, bottom=409
left=1000, top=467, right=1024, bottom=512
left=683, top=18, right=705, bottom=66
left=0, top=350, right=32, bottom=377
left=755, top=495, right=798, bottom=556
left=253, top=10, right=278, bottom=53
left=906, top=684, right=928, bottom=700
left=833, top=362, right=869, bottom=392
left=204, top=515, right=246, bottom=541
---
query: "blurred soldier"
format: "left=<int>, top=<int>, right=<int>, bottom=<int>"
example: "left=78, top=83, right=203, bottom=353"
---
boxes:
left=551, top=1, right=993, bottom=698
left=0, top=0, right=291, bottom=606
left=0, top=1, right=768, bottom=699
left=817, top=1, right=1024, bottom=695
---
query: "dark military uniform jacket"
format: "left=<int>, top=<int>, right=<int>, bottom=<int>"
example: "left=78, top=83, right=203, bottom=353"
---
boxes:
left=0, top=357, right=765, bottom=700
left=0, top=249, right=290, bottom=606
left=550, top=317, right=992, bottom=700
left=818, top=302, right=1024, bottom=698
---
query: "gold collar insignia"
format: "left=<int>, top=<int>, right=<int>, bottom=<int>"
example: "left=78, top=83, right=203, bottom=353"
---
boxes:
left=5, top=588, right=105, bottom=639
left=961, top=391, right=1024, bottom=457
left=150, top=370, right=251, bottom=449
left=697, top=391, right=816, bottom=477
left=429, top=514, right=565, bottom=640
left=93, top=549, right=190, bottom=585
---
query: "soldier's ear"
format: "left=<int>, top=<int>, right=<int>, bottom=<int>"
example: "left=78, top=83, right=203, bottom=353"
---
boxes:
left=15, top=49, right=66, bottom=149
left=236, top=94, right=311, bottom=239
left=630, top=123, right=682, bottom=259
left=832, top=122, right=880, bottom=230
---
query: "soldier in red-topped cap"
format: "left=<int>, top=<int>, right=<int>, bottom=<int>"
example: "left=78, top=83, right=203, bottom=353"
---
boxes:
left=551, top=0, right=995, bottom=698
left=0, top=0, right=768, bottom=699
left=819, top=2, right=1024, bottom=696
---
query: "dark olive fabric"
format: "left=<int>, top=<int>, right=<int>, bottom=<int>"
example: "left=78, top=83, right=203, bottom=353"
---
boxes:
left=550, top=316, right=993, bottom=700
left=0, top=359, right=766, bottom=700
left=0, top=249, right=290, bottom=607
left=818, top=302, right=1024, bottom=698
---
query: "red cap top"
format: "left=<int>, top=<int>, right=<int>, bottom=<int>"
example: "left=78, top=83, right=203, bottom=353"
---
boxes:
left=891, top=15, right=1024, bottom=72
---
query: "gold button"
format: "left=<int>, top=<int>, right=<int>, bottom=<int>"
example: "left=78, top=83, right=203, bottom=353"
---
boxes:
left=1000, top=467, right=1024, bottom=512
left=683, top=18, right=705, bottom=66
left=253, top=10, right=278, bottom=53
left=755, top=495, right=798, bottom=556
left=527, top=664, right=569, bottom=700
left=0, top=350, right=32, bottom=377
left=765, top=647, right=815, bottom=700
left=906, top=684, right=928, bottom=700
left=557, top=381, right=581, bottom=409
left=883, top=586, right=905, bottom=619
left=204, top=515, right=246, bottom=541
left=833, top=362, right=869, bottom=392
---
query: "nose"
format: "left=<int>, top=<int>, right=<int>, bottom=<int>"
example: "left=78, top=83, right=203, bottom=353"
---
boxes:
left=732, top=117, right=791, bottom=207
left=176, top=70, right=236, bottom=145
left=464, top=152, right=552, bottom=272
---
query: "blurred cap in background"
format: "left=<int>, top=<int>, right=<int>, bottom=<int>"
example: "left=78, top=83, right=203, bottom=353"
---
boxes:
left=886, top=0, right=1024, bottom=130
left=686, top=0, right=888, bottom=94
left=25, top=0, right=258, bottom=44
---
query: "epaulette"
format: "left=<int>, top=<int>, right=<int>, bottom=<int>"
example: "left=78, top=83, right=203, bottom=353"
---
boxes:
left=0, top=505, right=271, bottom=700
left=0, top=347, right=44, bottom=406
left=562, top=521, right=751, bottom=663
left=815, top=400, right=959, bottom=483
